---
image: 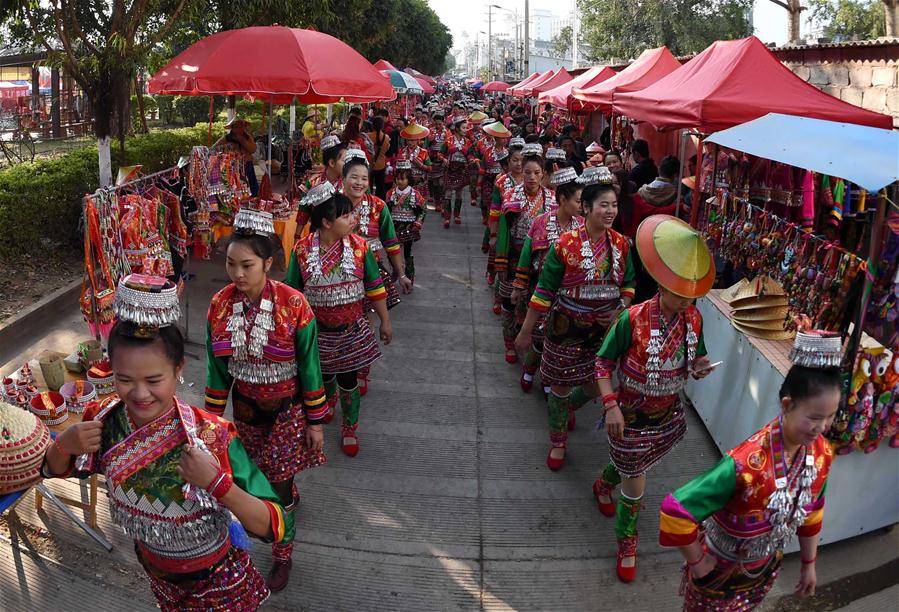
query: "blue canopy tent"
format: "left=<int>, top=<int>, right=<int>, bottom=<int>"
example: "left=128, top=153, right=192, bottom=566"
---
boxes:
left=705, top=113, right=898, bottom=193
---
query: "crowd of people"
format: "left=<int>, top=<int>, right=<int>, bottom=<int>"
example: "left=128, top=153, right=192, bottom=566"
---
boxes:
left=37, top=84, right=839, bottom=611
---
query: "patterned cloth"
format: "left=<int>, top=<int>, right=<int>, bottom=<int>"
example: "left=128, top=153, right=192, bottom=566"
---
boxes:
left=541, top=309, right=610, bottom=387
left=681, top=555, right=781, bottom=612
left=143, top=545, right=270, bottom=612
left=318, top=318, right=382, bottom=375
left=608, top=395, right=687, bottom=478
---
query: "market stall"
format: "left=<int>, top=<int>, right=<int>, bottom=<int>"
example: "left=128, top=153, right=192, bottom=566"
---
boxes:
left=509, top=71, right=546, bottom=97
left=537, top=65, right=616, bottom=111
left=527, top=67, right=571, bottom=97
left=683, top=113, right=899, bottom=546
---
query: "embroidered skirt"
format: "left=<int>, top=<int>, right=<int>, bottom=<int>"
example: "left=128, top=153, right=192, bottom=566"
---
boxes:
left=394, top=221, right=421, bottom=244
left=445, top=160, right=468, bottom=191
left=380, top=264, right=401, bottom=309
left=608, top=395, right=687, bottom=478
left=681, top=553, right=782, bottom=612
left=142, top=545, right=269, bottom=612
left=318, top=317, right=381, bottom=375
left=540, top=308, right=608, bottom=387
left=232, top=388, right=325, bottom=482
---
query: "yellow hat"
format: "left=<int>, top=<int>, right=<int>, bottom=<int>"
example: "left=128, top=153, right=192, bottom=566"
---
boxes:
left=483, top=121, right=511, bottom=138
left=399, top=123, right=430, bottom=141
left=116, top=165, right=142, bottom=187
left=468, top=110, right=488, bottom=123
left=635, top=215, right=715, bottom=299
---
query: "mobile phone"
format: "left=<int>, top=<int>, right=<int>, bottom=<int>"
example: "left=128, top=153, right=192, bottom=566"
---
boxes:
left=692, top=360, right=723, bottom=375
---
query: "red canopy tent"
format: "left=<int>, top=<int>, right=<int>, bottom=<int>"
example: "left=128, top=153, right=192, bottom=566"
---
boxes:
left=374, top=59, right=398, bottom=71
left=571, top=47, right=680, bottom=112
left=414, top=76, right=435, bottom=94
left=509, top=71, right=543, bottom=96
left=482, top=81, right=511, bottom=93
left=513, top=70, right=556, bottom=97
left=405, top=68, right=436, bottom=85
left=529, top=67, right=572, bottom=96
left=614, top=36, right=894, bottom=131
left=538, top=65, right=616, bottom=110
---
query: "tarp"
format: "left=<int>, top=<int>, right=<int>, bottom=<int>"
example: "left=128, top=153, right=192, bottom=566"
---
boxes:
left=614, top=36, right=894, bottom=132
left=706, top=113, right=899, bottom=192
left=538, top=65, right=616, bottom=110
left=513, top=70, right=556, bottom=97
left=571, top=47, right=680, bottom=112
left=528, top=67, right=571, bottom=95
left=508, top=71, right=543, bottom=96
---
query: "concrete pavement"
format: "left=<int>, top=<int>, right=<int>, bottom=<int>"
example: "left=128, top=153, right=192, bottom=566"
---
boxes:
left=1, top=189, right=896, bottom=611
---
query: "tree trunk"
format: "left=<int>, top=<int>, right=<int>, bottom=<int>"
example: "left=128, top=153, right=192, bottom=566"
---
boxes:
left=98, top=135, right=112, bottom=187
left=787, top=0, right=802, bottom=43
left=134, top=76, right=148, bottom=134
left=885, top=0, right=898, bottom=37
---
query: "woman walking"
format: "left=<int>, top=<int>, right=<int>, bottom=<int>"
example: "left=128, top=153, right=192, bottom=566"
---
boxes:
left=515, top=174, right=635, bottom=470
left=205, top=205, right=327, bottom=590
left=593, top=214, right=716, bottom=583
left=444, top=117, right=474, bottom=228
left=286, top=185, right=392, bottom=457
left=487, top=139, right=525, bottom=314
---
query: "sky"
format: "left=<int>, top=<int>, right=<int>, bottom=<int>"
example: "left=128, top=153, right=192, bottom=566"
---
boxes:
left=427, top=0, right=800, bottom=56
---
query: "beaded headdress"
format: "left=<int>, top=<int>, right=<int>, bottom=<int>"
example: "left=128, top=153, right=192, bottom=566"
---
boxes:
left=577, top=165, right=613, bottom=185
left=300, top=181, right=336, bottom=209
left=343, top=148, right=368, bottom=164
left=789, top=316, right=843, bottom=368
left=586, top=141, right=604, bottom=153
left=320, top=135, right=341, bottom=151
left=521, top=143, right=543, bottom=157
left=0, top=401, right=51, bottom=495
left=495, top=149, right=510, bottom=162
left=395, top=159, right=413, bottom=170
left=233, top=206, right=275, bottom=236
left=550, top=167, right=578, bottom=186
left=545, top=148, right=566, bottom=162
left=113, top=274, right=181, bottom=333
left=509, top=137, right=525, bottom=149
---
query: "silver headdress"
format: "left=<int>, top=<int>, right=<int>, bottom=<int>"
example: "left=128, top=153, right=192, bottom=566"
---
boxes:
left=521, top=143, right=543, bottom=157
left=113, top=274, right=181, bottom=329
left=320, top=135, right=341, bottom=151
left=789, top=330, right=843, bottom=368
left=301, top=181, right=336, bottom=209
left=550, top=167, right=578, bottom=186
left=545, top=148, right=567, bottom=162
left=509, top=137, right=525, bottom=149
left=343, top=148, right=368, bottom=164
left=395, top=159, right=413, bottom=170
left=233, top=207, right=275, bottom=236
left=577, top=165, right=613, bottom=185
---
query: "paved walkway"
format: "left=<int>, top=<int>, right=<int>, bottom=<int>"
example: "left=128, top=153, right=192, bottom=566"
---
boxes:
left=1, top=190, right=897, bottom=611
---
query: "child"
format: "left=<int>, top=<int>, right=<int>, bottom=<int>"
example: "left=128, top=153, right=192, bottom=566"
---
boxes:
left=44, top=274, right=287, bottom=610
left=386, top=160, right=426, bottom=283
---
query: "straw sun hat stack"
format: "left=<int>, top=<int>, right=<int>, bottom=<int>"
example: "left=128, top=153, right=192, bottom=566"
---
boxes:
left=722, top=276, right=794, bottom=340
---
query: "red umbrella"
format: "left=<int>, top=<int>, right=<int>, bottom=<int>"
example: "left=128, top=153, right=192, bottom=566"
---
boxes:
left=405, top=68, right=436, bottom=85
left=482, top=81, right=510, bottom=93
left=374, top=59, right=398, bottom=71
left=415, top=76, right=435, bottom=94
left=149, top=26, right=395, bottom=103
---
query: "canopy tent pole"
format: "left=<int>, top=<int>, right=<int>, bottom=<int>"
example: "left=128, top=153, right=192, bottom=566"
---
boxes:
left=689, top=135, right=705, bottom=228
left=675, top=129, right=687, bottom=219
left=289, top=100, right=296, bottom=135
left=267, top=98, right=273, bottom=177
left=207, top=96, right=214, bottom=146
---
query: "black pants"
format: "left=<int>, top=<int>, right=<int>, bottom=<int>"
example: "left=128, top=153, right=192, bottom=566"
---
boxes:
left=371, top=169, right=387, bottom=200
left=244, top=160, right=259, bottom=197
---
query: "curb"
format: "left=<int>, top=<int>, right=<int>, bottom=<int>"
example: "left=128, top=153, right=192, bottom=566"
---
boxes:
left=0, top=278, right=82, bottom=367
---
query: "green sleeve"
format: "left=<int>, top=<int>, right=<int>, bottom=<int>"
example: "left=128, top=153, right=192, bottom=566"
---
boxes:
left=492, top=185, right=501, bottom=206
left=697, top=317, right=707, bottom=357
left=495, top=213, right=512, bottom=258
left=363, top=248, right=381, bottom=284
left=295, top=319, right=327, bottom=422
left=622, top=248, right=636, bottom=293
left=596, top=310, right=633, bottom=362
left=379, top=205, right=398, bottom=243
left=285, top=251, right=302, bottom=290
left=516, top=237, right=533, bottom=271
left=671, top=455, right=737, bottom=523
left=535, top=244, right=564, bottom=295
left=228, top=436, right=282, bottom=505
left=204, top=320, right=233, bottom=413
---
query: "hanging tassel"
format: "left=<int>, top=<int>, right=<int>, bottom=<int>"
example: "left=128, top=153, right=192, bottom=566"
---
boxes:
left=226, top=302, right=247, bottom=360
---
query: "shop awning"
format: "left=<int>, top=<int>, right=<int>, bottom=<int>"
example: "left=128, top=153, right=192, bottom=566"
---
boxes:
left=571, top=47, right=680, bottom=112
left=614, top=36, right=894, bottom=132
left=538, top=65, right=616, bottom=110
left=509, top=71, right=544, bottom=96
left=528, top=67, right=571, bottom=96
left=706, top=113, right=899, bottom=193
left=513, top=70, right=556, bottom=97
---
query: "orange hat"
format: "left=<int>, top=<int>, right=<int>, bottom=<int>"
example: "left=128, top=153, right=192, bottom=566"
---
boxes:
left=399, top=123, right=430, bottom=140
left=635, top=215, right=715, bottom=299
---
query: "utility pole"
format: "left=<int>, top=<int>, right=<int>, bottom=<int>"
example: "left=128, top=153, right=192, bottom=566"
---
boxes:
left=524, top=0, right=530, bottom=76
left=571, top=0, right=579, bottom=69
left=488, top=4, right=493, bottom=80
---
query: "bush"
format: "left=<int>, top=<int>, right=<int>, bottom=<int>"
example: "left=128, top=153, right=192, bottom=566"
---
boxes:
left=0, top=123, right=223, bottom=261
left=130, top=95, right=159, bottom=125
left=174, top=95, right=225, bottom=127
left=157, top=95, right=176, bottom=124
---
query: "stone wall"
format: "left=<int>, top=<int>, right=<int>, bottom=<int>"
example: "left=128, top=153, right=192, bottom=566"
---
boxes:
left=774, top=42, right=899, bottom=128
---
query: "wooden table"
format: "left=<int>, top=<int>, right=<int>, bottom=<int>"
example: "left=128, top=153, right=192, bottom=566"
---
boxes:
left=24, top=351, right=113, bottom=550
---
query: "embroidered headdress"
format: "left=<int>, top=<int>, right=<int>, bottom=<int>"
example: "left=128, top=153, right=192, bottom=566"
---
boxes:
left=300, top=181, right=336, bottom=209
left=113, top=274, right=181, bottom=332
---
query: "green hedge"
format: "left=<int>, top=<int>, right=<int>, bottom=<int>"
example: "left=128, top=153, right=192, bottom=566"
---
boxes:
left=0, top=123, right=225, bottom=261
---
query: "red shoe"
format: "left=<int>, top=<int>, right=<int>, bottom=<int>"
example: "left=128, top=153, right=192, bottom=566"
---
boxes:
left=567, top=411, right=576, bottom=431
left=546, top=446, right=566, bottom=471
left=454, top=216, right=461, bottom=225
left=443, top=219, right=450, bottom=229
left=505, top=349, right=518, bottom=364
left=358, top=376, right=368, bottom=397
left=323, top=406, right=334, bottom=425
left=616, top=536, right=638, bottom=583
left=487, top=273, right=495, bottom=285
left=435, top=204, right=443, bottom=214
left=592, top=479, right=616, bottom=518
left=267, top=558, right=293, bottom=592
left=492, top=303, right=502, bottom=315
left=520, top=373, right=533, bottom=392
left=341, top=427, right=359, bottom=457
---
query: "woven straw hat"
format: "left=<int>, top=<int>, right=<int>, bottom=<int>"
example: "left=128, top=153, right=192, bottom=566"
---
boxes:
left=0, top=401, right=51, bottom=495
left=732, top=305, right=790, bottom=322
left=733, top=320, right=795, bottom=340
left=483, top=122, right=512, bottom=138
left=636, top=215, right=715, bottom=299
left=399, top=123, right=430, bottom=140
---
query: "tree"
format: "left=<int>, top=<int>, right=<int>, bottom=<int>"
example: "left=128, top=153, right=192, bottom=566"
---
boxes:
left=552, top=25, right=573, bottom=58
left=578, top=0, right=753, bottom=60
left=886, top=0, right=898, bottom=36
left=767, top=0, right=806, bottom=43
left=808, top=0, right=886, bottom=39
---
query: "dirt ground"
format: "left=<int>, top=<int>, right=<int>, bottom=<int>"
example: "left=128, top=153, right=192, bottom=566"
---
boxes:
left=0, top=254, right=82, bottom=323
